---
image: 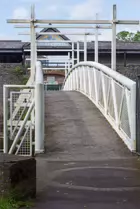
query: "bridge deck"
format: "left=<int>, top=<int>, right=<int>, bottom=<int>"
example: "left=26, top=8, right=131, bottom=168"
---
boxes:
left=35, top=91, right=140, bottom=209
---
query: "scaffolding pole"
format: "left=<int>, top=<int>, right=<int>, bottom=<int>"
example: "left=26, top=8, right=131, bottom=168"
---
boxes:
left=84, top=35, right=87, bottom=61
left=112, top=4, right=117, bottom=71
left=77, top=42, right=80, bottom=63
left=95, top=13, right=99, bottom=63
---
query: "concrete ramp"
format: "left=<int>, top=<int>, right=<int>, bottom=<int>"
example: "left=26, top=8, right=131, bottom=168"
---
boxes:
left=35, top=91, right=140, bottom=209
left=44, top=91, right=130, bottom=160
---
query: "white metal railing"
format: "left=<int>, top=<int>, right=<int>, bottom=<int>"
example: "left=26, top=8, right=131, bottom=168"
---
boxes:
left=3, top=61, right=44, bottom=156
left=63, top=62, right=136, bottom=151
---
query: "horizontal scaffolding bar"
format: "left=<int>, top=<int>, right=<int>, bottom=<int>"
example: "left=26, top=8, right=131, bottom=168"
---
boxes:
left=4, top=85, right=34, bottom=88
left=42, top=68, right=66, bottom=70
left=36, top=40, right=78, bottom=43
left=117, top=20, right=140, bottom=25
left=26, top=58, right=72, bottom=62
left=24, top=49, right=84, bottom=52
left=35, top=20, right=112, bottom=24
left=14, top=25, right=112, bottom=29
left=9, top=19, right=140, bottom=25
left=28, top=68, right=66, bottom=70
left=19, top=32, right=99, bottom=36
left=7, top=19, right=31, bottom=23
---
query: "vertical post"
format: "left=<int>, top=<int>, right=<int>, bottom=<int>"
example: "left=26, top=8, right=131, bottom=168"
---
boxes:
left=111, top=4, right=117, bottom=71
left=30, top=5, right=36, bottom=81
left=95, top=13, right=99, bottom=62
left=77, top=41, right=80, bottom=63
left=65, top=62, right=67, bottom=78
left=84, top=34, right=87, bottom=61
left=72, top=42, right=74, bottom=67
left=124, top=52, right=127, bottom=67
left=3, top=86, right=8, bottom=153
left=68, top=52, right=70, bottom=72
left=35, top=62, right=44, bottom=153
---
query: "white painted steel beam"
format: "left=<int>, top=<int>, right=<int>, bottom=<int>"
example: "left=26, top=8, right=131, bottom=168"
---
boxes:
left=111, top=4, right=117, bottom=71
left=24, top=49, right=84, bottom=52
left=35, top=62, right=44, bottom=153
left=9, top=19, right=140, bottom=25
left=19, top=32, right=97, bottom=35
left=77, top=42, right=80, bottom=63
left=84, top=35, right=87, bottom=61
left=72, top=42, right=74, bottom=67
left=14, top=25, right=112, bottom=29
left=95, top=13, right=99, bottom=62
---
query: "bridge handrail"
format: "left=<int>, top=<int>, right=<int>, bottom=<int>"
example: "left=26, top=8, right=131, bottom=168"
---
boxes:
left=63, top=61, right=136, bottom=151
left=64, top=61, right=135, bottom=90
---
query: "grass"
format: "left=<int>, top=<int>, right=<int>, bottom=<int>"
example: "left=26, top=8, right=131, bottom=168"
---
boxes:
left=0, top=197, right=33, bottom=209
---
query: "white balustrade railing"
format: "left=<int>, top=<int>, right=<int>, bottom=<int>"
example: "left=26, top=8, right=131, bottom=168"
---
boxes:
left=63, top=62, right=136, bottom=151
left=3, top=61, right=44, bottom=155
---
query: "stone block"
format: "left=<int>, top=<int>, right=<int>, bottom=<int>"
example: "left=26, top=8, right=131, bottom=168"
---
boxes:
left=0, top=154, right=36, bottom=199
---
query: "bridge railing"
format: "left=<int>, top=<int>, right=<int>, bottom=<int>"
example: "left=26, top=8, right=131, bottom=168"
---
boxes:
left=3, top=61, right=44, bottom=156
left=63, top=62, right=136, bottom=151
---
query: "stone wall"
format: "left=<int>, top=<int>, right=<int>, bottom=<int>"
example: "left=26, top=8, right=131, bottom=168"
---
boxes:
left=0, top=63, right=28, bottom=150
left=0, top=63, right=27, bottom=105
left=116, top=65, right=140, bottom=81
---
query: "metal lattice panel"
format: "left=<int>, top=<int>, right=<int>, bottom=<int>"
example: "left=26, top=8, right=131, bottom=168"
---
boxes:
left=120, top=93, right=131, bottom=138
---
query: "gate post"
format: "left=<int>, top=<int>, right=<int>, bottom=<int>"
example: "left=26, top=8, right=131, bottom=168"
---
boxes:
left=35, top=62, right=44, bottom=154
left=136, top=75, right=140, bottom=153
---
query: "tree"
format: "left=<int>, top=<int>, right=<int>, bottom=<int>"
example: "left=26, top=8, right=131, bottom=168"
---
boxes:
left=116, top=31, right=140, bottom=42
left=133, top=31, right=140, bottom=41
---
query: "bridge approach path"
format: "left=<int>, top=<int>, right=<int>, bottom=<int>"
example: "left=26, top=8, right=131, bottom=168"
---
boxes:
left=35, top=91, right=140, bottom=209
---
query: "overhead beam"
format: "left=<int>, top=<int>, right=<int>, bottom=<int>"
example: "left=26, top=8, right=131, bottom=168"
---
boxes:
left=19, top=32, right=100, bottom=36
left=24, top=49, right=84, bottom=52
left=7, top=19, right=31, bottom=23
left=9, top=20, right=140, bottom=26
left=14, top=25, right=112, bottom=29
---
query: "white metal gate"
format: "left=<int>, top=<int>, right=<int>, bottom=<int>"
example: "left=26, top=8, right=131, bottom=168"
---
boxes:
left=3, top=85, right=35, bottom=156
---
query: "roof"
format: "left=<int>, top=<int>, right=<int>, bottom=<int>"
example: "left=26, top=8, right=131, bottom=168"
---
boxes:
left=0, top=40, right=25, bottom=49
left=1, top=39, right=140, bottom=52
left=77, top=41, right=140, bottom=51
left=37, top=27, right=70, bottom=41
left=25, top=27, right=71, bottom=49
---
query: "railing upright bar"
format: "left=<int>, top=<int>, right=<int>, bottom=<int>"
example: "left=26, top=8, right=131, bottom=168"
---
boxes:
left=3, top=86, right=8, bottom=153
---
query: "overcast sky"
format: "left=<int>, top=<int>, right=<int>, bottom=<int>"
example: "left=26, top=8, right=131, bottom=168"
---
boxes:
left=1, top=0, right=140, bottom=41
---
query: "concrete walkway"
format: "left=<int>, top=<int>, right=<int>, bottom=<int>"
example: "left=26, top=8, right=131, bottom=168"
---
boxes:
left=35, top=91, right=140, bottom=209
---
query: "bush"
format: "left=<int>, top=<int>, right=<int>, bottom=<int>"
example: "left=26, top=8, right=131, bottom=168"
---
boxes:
left=0, top=196, right=33, bottom=209
left=14, top=66, right=24, bottom=76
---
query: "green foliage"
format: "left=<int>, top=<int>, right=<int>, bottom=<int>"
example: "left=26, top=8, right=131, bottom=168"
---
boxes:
left=22, top=75, right=29, bottom=85
left=0, top=197, right=33, bottom=209
left=14, top=66, right=24, bottom=75
left=133, top=31, right=140, bottom=41
left=13, top=66, right=29, bottom=84
left=116, top=30, right=140, bottom=42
